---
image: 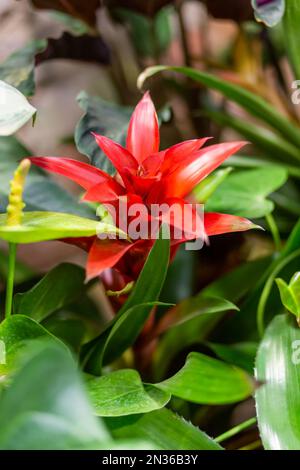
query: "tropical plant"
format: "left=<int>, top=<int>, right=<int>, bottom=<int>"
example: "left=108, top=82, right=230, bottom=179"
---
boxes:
left=0, top=0, right=300, bottom=452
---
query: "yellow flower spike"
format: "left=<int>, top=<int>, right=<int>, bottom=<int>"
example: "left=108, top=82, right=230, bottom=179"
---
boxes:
left=6, top=159, right=31, bottom=226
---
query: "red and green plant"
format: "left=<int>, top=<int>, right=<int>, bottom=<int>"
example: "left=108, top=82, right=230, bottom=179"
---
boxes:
left=0, top=0, right=300, bottom=452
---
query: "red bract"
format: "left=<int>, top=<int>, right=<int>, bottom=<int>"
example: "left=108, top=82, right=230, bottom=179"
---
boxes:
left=30, top=92, right=255, bottom=289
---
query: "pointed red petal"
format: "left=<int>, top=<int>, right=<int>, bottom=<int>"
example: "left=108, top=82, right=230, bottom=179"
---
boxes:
left=160, top=141, right=247, bottom=199
left=122, top=171, right=160, bottom=198
left=205, top=212, right=255, bottom=236
left=126, top=91, right=160, bottom=163
left=82, top=182, right=126, bottom=202
left=62, top=236, right=95, bottom=252
left=30, top=156, right=125, bottom=202
left=30, top=157, right=123, bottom=192
left=161, top=138, right=211, bottom=174
left=92, top=133, right=138, bottom=177
left=157, top=197, right=206, bottom=242
left=142, top=150, right=166, bottom=176
left=86, top=238, right=133, bottom=281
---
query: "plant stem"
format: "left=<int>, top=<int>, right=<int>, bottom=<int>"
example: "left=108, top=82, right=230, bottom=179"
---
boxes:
left=176, top=0, right=191, bottom=67
left=266, top=213, right=281, bottom=252
left=5, top=243, right=17, bottom=319
left=215, top=417, right=257, bottom=444
left=257, top=247, right=300, bottom=337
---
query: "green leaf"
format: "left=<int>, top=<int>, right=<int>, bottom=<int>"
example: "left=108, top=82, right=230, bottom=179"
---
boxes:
left=106, top=408, right=222, bottom=450
left=42, top=317, right=85, bottom=352
left=202, top=256, right=272, bottom=303
left=252, top=0, right=285, bottom=27
left=82, top=226, right=170, bottom=374
left=138, top=65, right=300, bottom=151
left=154, top=295, right=238, bottom=379
left=283, top=0, right=300, bottom=79
left=156, top=352, right=254, bottom=405
left=0, top=136, right=95, bottom=218
left=224, top=217, right=300, bottom=342
left=0, top=315, right=63, bottom=378
left=14, top=263, right=86, bottom=321
left=55, top=294, right=105, bottom=333
left=114, top=7, right=172, bottom=57
left=193, top=167, right=232, bottom=203
left=75, top=92, right=132, bottom=174
left=207, top=342, right=258, bottom=375
left=0, top=343, right=109, bottom=450
left=221, top=154, right=300, bottom=180
left=0, top=81, right=36, bottom=136
left=50, top=11, right=91, bottom=36
left=0, top=212, right=122, bottom=243
left=0, top=341, right=5, bottom=365
left=206, top=166, right=288, bottom=218
left=0, top=40, right=46, bottom=96
left=255, top=314, right=300, bottom=450
left=276, top=272, right=300, bottom=322
left=87, top=369, right=170, bottom=416
left=205, top=109, right=300, bottom=164
left=159, top=245, right=196, bottom=305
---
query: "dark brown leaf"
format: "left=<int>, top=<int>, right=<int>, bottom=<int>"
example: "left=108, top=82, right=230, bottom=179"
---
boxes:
left=105, top=0, right=173, bottom=17
left=204, top=0, right=253, bottom=21
left=35, top=32, right=110, bottom=65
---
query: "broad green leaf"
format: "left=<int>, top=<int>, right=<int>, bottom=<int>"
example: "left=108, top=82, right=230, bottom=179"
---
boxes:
left=53, top=294, right=105, bottom=335
left=40, top=294, right=106, bottom=349
left=270, top=185, right=300, bottom=217
left=255, top=314, right=300, bottom=450
left=14, top=263, right=86, bottom=321
left=154, top=295, right=238, bottom=379
left=87, top=369, right=170, bottom=416
left=222, top=155, right=300, bottom=180
left=43, top=317, right=85, bottom=352
left=0, top=343, right=109, bottom=450
left=0, top=40, right=46, bottom=96
left=106, top=408, right=222, bottom=450
left=205, top=109, right=300, bottom=164
left=75, top=92, right=132, bottom=174
left=224, top=217, right=300, bottom=342
left=0, top=81, right=36, bottom=136
left=252, top=0, right=285, bottom=27
left=138, top=65, right=300, bottom=151
left=82, top=226, right=170, bottom=374
left=202, top=256, right=272, bottom=303
left=276, top=272, right=300, bottom=322
left=206, top=166, right=288, bottom=218
left=0, top=212, right=123, bottom=243
left=0, top=341, right=5, bottom=365
left=156, top=352, right=254, bottom=405
left=0, top=136, right=95, bottom=217
left=159, top=245, right=197, bottom=305
left=193, top=167, right=232, bottom=203
left=0, top=315, right=63, bottom=378
left=207, top=342, right=258, bottom=375
left=91, top=302, right=170, bottom=369
left=284, top=0, right=300, bottom=79
left=114, top=7, right=172, bottom=57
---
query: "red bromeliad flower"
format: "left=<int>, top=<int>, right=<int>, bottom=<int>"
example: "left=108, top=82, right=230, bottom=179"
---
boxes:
left=30, top=92, right=255, bottom=292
